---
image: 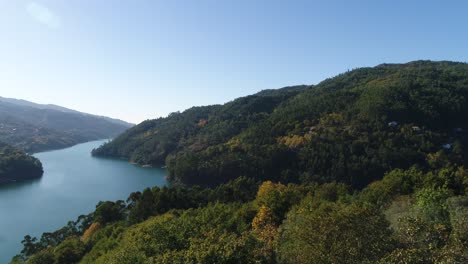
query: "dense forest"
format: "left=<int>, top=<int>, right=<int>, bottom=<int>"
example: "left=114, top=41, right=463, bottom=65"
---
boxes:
left=11, top=168, right=467, bottom=263
left=0, top=98, right=133, bottom=153
left=0, top=143, right=43, bottom=184
left=94, top=61, right=468, bottom=188
left=15, top=61, right=468, bottom=263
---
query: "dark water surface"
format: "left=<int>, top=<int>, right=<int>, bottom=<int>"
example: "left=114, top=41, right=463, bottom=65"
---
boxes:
left=0, top=140, right=166, bottom=262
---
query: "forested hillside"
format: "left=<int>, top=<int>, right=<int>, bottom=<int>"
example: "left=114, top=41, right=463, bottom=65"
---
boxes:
left=14, top=61, right=468, bottom=263
left=92, top=85, right=307, bottom=166
left=0, top=99, right=133, bottom=153
left=0, top=143, right=43, bottom=184
left=12, top=167, right=467, bottom=263
left=94, top=61, right=468, bottom=188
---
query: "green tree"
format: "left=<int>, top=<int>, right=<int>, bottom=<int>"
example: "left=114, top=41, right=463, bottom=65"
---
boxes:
left=277, top=200, right=393, bottom=264
left=94, top=201, right=126, bottom=224
left=52, top=237, right=86, bottom=264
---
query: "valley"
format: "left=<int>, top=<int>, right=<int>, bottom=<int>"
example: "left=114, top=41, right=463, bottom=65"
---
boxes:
left=15, top=61, right=468, bottom=263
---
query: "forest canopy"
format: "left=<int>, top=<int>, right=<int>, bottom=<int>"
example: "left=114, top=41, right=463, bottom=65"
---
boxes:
left=17, top=61, right=468, bottom=263
left=94, top=61, right=468, bottom=188
left=0, top=143, right=43, bottom=184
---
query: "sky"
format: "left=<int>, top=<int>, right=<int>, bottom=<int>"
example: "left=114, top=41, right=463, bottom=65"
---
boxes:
left=0, top=0, right=467, bottom=124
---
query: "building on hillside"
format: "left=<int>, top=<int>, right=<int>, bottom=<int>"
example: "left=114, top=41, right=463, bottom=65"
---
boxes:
left=388, top=121, right=398, bottom=127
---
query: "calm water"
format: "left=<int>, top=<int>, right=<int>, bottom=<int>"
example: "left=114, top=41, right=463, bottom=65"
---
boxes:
left=0, top=140, right=167, bottom=263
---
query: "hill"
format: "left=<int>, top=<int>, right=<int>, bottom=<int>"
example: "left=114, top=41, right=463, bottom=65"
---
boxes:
left=0, top=98, right=133, bottom=153
left=14, top=61, right=468, bottom=263
left=13, top=165, right=468, bottom=263
left=93, top=61, right=468, bottom=188
left=0, top=143, right=43, bottom=184
left=92, top=85, right=306, bottom=165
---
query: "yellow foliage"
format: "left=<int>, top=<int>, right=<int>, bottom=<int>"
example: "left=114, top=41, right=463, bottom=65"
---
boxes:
left=319, top=112, right=345, bottom=126
left=226, top=137, right=242, bottom=151
left=277, top=134, right=311, bottom=149
left=197, top=119, right=208, bottom=127
left=142, top=130, right=158, bottom=138
left=82, top=222, right=102, bottom=242
left=427, top=151, right=449, bottom=168
left=252, top=206, right=275, bottom=232
left=255, top=181, right=288, bottom=210
left=252, top=205, right=278, bottom=262
left=256, top=181, right=285, bottom=202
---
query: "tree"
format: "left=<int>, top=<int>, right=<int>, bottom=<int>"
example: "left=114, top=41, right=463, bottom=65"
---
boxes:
left=20, top=235, right=38, bottom=257
left=128, top=188, right=154, bottom=223
left=252, top=205, right=277, bottom=262
left=94, top=201, right=126, bottom=224
left=277, top=200, right=393, bottom=264
left=255, top=181, right=301, bottom=224
left=26, top=249, right=54, bottom=264
left=53, top=237, right=86, bottom=264
left=415, top=187, right=451, bottom=226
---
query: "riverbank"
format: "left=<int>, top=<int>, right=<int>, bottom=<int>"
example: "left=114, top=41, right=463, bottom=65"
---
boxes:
left=0, top=140, right=166, bottom=263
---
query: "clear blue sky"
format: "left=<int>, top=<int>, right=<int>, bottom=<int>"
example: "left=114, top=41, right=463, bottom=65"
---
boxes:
left=0, top=0, right=467, bottom=123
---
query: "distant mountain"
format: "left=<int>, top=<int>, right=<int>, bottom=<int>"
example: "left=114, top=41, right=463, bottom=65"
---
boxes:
left=0, top=142, right=43, bottom=184
left=0, top=97, right=73, bottom=112
left=0, top=97, right=134, bottom=153
left=0, top=97, right=134, bottom=127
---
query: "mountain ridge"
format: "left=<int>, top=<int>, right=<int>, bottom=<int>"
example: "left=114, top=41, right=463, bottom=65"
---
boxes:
left=0, top=96, right=134, bottom=127
left=0, top=97, right=133, bottom=153
left=93, top=60, right=468, bottom=188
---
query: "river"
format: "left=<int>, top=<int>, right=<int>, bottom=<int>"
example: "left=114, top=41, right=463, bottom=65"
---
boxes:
left=0, top=140, right=167, bottom=263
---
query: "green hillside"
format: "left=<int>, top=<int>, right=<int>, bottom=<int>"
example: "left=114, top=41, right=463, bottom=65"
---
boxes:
left=94, top=61, right=468, bottom=188
left=92, top=85, right=306, bottom=165
left=12, top=169, right=467, bottom=263
left=0, top=143, right=43, bottom=184
left=14, top=61, right=468, bottom=263
left=0, top=99, right=133, bottom=153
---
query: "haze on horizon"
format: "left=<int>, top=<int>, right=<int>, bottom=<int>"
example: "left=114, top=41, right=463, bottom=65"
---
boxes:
left=0, top=0, right=467, bottom=124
